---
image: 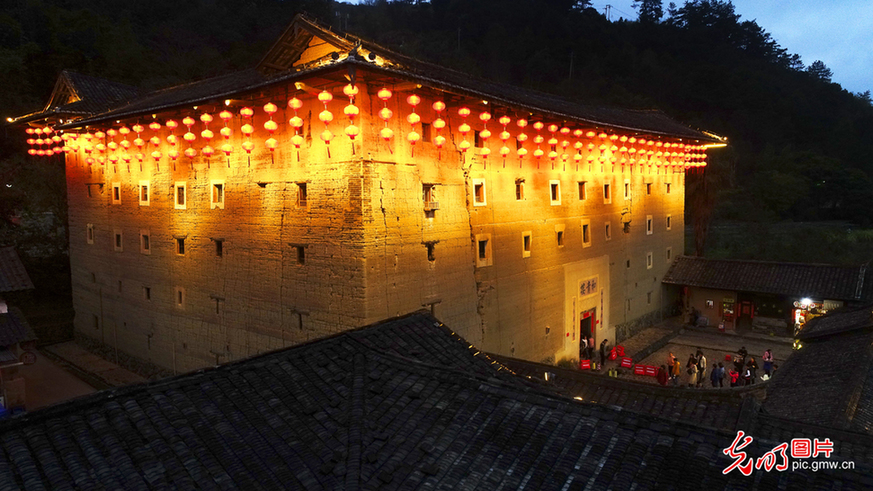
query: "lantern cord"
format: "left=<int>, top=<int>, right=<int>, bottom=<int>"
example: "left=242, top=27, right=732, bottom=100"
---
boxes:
left=226, top=157, right=230, bottom=169
left=248, top=156, right=251, bottom=168
left=327, top=147, right=331, bottom=159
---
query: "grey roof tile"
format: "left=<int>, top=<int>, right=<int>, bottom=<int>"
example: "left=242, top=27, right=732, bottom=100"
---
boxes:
left=663, top=255, right=868, bottom=301
left=0, top=311, right=869, bottom=489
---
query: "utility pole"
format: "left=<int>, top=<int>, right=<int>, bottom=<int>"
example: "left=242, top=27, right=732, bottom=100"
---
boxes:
left=604, top=4, right=612, bottom=21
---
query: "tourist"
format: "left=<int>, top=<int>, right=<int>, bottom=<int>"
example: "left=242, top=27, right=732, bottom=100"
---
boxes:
left=657, top=365, right=669, bottom=386
left=738, top=346, right=748, bottom=367
left=762, top=349, right=774, bottom=377
left=587, top=335, right=595, bottom=361
left=696, top=349, right=707, bottom=388
left=709, top=363, right=720, bottom=387
left=729, top=366, right=739, bottom=387
left=747, top=358, right=758, bottom=384
left=672, top=356, right=681, bottom=386
left=599, top=339, right=609, bottom=371
left=686, top=353, right=698, bottom=387
left=717, top=363, right=725, bottom=387
left=580, top=337, right=588, bottom=359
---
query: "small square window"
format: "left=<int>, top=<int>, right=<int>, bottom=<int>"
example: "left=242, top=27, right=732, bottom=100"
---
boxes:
left=516, top=181, right=525, bottom=201
left=143, top=286, right=151, bottom=301
left=582, top=219, right=591, bottom=247
left=297, top=182, right=308, bottom=207
left=666, top=247, right=673, bottom=261
left=426, top=242, right=435, bottom=262
left=647, top=291, right=653, bottom=305
left=603, top=183, right=611, bottom=204
left=473, top=179, right=486, bottom=206
left=626, top=299, right=631, bottom=312
left=139, top=181, right=150, bottom=206
left=605, top=222, right=612, bottom=241
left=627, top=259, right=631, bottom=269
left=211, top=181, right=225, bottom=209
left=86, top=224, right=94, bottom=245
left=91, top=272, right=97, bottom=283
left=578, top=181, right=587, bottom=200
left=93, top=314, right=99, bottom=329
left=549, top=180, right=561, bottom=205
left=111, top=183, right=121, bottom=205
left=646, top=183, right=652, bottom=195
left=522, top=231, right=532, bottom=258
left=140, top=230, right=151, bottom=254
left=114, top=230, right=123, bottom=252
left=175, top=182, right=186, bottom=209
left=646, top=215, right=653, bottom=235
left=215, top=239, right=224, bottom=257
left=646, top=252, right=653, bottom=270
left=175, top=237, right=185, bottom=255
left=624, top=180, right=630, bottom=200
left=557, top=230, right=564, bottom=247
left=421, top=122, right=431, bottom=142
left=666, top=183, right=672, bottom=194
left=296, top=245, right=305, bottom=264
left=118, top=280, right=123, bottom=293
left=666, top=215, right=672, bottom=231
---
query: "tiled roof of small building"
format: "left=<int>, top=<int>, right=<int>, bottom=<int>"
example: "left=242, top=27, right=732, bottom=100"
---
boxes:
left=0, top=307, right=36, bottom=348
left=764, top=328, right=873, bottom=435
left=0, top=312, right=868, bottom=489
left=663, top=255, right=868, bottom=301
left=797, top=303, right=873, bottom=341
left=0, top=247, right=33, bottom=293
left=61, top=15, right=720, bottom=142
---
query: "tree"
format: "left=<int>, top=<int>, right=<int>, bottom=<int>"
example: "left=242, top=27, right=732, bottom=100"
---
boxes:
left=633, top=0, right=663, bottom=23
left=807, top=60, right=833, bottom=82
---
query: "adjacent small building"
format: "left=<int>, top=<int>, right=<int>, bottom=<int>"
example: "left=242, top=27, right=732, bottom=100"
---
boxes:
left=663, top=255, right=871, bottom=332
left=0, top=247, right=37, bottom=415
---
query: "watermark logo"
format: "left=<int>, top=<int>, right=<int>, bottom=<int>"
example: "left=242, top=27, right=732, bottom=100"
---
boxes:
left=722, top=431, right=853, bottom=475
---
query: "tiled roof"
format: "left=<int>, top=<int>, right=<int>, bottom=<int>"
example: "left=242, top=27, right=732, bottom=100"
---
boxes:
left=0, top=248, right=33, bottom=293
left=12, top=71, right=140, bottom=125
left=494, top=355, right=758, bottom=432
left=797, top=303, right=873, bottom=340
left=764, top=328, right=873, bottom=435
left=1, top=312, right=868, bottom=489
left=0, top=307, right=36, bottom=348
left=663, top=255, right=868, bottom=301
left=62, top=15, right=720, bottom=142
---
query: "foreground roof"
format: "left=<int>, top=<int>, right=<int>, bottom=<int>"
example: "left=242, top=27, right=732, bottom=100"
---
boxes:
left=0, top=247, right=33, bottom=293
left=60, top=15, right=719, bottom=143
left=663, top=255, right=868, bottom=302
left=798, top=303, right=873, bottom=341
left=764, top=326, right=873, bottom=435
left=0, top=307, right=36, bottom=349
left=0, top=312, right=867, bottom=489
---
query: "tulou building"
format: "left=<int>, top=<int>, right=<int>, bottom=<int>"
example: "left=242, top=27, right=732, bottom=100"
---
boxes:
left=12, top=15, right=722, bottom=374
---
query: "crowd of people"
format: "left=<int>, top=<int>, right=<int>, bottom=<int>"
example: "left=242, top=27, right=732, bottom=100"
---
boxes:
left=654, top=347, right=776, bottom=388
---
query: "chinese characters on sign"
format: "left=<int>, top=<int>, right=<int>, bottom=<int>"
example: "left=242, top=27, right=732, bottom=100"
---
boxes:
left=579, top=276, right=598, bottom=298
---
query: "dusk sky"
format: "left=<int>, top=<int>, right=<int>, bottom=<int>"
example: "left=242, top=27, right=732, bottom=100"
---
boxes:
left=340, top=1, right=873, bottom=94
left=594, top=1, right=873, bottom=94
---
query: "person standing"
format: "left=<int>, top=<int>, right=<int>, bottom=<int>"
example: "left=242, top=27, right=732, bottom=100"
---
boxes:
left=672, top=356, right=681, bottom=386
left=748, top=358, right=758, bottom=384
left=762, top=349, right=774, bottom=377
left=686, top=353, right=698, bottom=387
left=580, top=337, right=588, bottom=360
left=738, top=346, right=748, bottom=367
left=717, top=363, right=725, bottom=387
left=599, top=339, right=609, bottom=371
left=696, top=350, right=707, bottom=388
left=587, top=335, right=595, bottom=361
left=729, top=366, right=739, bottom=387
left=709, top=363, right=719, bottom=388
left=657, top=365, right=669, bottom=386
